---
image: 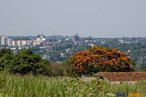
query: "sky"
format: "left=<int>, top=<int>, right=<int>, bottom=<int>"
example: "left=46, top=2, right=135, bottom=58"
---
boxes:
left=0, top=0, right=146, bottom=37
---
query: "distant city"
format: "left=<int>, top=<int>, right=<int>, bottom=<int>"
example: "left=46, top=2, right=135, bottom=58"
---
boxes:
left=0, top=34, right=146, bottom=49
left=1, top=34, right=146, bottom=68
left=0, top=34, right=101, bottom=50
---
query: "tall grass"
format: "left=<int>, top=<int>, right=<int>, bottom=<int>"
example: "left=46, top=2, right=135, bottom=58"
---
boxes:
left=0, top=72, right=146, bottom=97
left=0, top=72, right=106, bottom=97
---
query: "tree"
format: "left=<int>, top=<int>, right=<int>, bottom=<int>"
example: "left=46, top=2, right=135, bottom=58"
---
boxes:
left=9, top=49, right=50, bottom=75
left=0, top=48, right=12, bottom=58
left=68, top=46, right=135, bottom=75
left=0, top=48, right=13, bottom=71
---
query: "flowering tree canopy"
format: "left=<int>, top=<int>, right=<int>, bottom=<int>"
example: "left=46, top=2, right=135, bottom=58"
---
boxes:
left=68, top=46, right=135, bottom=75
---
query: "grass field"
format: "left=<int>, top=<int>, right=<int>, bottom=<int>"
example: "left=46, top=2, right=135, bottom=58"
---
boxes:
left=0, top=72, right=146, bottom=97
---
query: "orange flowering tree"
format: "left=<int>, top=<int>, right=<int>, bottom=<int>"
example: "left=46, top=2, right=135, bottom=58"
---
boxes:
left=68, top=46, right=135, bottom=75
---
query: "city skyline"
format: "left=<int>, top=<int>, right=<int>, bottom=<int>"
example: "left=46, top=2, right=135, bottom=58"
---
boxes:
left=0, top=0, right=146, bottom=38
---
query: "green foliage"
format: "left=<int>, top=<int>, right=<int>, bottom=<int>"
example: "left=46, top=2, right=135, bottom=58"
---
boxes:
left=0, top=48, right=71, bottom=76
left=0, top=48, right=12, bottom=58
left=0, top=72, right=146, bottom=97
left=0, top=49, right=50, bottom=75
left=9, top=49, right=50, bottom=75
left=47, top=63, right=71, bottom=77
left=0, top=49, right=13, bottom=71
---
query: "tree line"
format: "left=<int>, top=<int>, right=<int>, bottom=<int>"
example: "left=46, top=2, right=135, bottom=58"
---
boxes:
left=0, top=46, right=135, bottom=76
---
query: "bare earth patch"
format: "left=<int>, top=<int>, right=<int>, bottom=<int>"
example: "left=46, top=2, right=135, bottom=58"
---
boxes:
left=96, top=72, right=146, bottom=83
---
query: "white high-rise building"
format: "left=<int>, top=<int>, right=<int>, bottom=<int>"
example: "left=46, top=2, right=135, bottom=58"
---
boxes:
left=6, top=38, right=12, bottom=46
left=1, top=36, right=6, bottom=45
left=12, top=40, right=17, bottom=47
left=0, top=36, right=12, bottom=46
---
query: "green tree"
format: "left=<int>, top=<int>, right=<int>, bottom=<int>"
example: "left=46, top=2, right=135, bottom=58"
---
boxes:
left=10, top=49, right=50, bottom=75
left=0, top=48, right=12, bottom=58
left=0, top=49, right=13, bottom=71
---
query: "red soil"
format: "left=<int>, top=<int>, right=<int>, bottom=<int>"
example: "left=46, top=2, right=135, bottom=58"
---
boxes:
left=98, top=72, right=146, bottom=81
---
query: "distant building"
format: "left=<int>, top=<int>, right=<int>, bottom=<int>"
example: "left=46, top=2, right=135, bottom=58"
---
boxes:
left=12, top=39, right=32, bottom=47
left=72, top=34, right=80, bottom=44
left=36, top=34, right=46, bottom=41
left=118, top=39, right=124, bottom=44
left=33, top=34, right=46, bottom=46
left=6, top=38, right=12, bottom=46
left=17, top=40, right=27, bottom=47
left=12, top=40, right=17, bottom=47
left=27, top=40, right=32, bottom=46
left=0, top=36, right=12, bottom=46
left=0, top=36, right=6, bottom=45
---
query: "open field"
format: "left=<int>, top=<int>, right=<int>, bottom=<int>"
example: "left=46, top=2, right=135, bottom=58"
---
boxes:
left=0, top=72, right=146, bottom=97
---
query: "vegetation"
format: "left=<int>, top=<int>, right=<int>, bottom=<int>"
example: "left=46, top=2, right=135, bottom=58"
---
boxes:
left=0, top=49, right=14, bottom=71
left=0, top=48, right=70, bottom=76
left=0, top=48, right=50, bottom=75
left=47, top=63, right=70, bottom=77
left=9, top=49, right=50, bottom=75
left=68, top=46, right=135, bottom=75
left=0, top=72, right=146, bottom=97
left=0, top=46, right=145, bottom=97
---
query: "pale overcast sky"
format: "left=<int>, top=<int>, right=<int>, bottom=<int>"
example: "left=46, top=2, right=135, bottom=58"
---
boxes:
left=0, top=0, right=146, bottom=37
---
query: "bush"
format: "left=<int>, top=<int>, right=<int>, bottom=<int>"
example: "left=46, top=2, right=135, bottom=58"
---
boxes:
left=68, top=46, right=135, bottom=75
left=9, top=49, right=50, bottom=75
left=46, top=62, right=71, bottom=77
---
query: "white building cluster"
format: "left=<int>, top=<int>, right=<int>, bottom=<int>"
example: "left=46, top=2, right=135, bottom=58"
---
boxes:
left=11, top=40, right=32, bottom=47
left=33, top=34, right=46, bottom=46
left=0, top=36, right=32, bottom=47
left=0, top=36, right=12, bottom=46
left=0, top=34, right=47, bottom=48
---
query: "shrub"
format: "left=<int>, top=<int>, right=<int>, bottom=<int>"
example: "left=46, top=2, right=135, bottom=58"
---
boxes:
left=68, top=46, right=135, bottom=75
left=47, top=63, right=69, bottom=77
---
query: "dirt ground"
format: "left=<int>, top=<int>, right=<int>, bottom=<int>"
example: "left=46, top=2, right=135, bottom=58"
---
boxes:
left=96, top=72, right=146, bottom=82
